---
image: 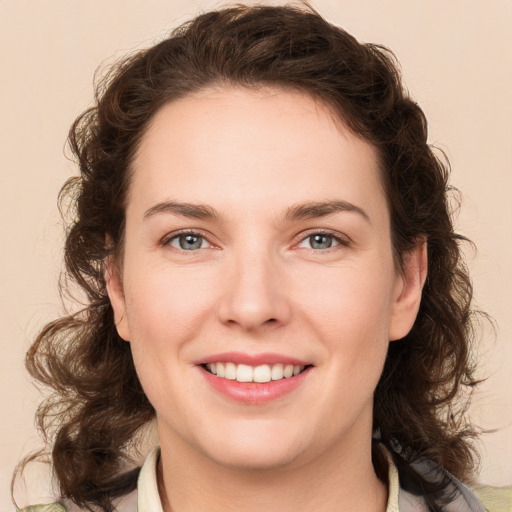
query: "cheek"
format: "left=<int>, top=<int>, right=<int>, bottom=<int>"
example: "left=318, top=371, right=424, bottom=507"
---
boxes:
left=297, top=264, right=395, bottom=340
left=294, top=262, right=395, bottom=400
left=122, top=265, right=216, bottom=407
left=123, top=261, right=216, bottom=342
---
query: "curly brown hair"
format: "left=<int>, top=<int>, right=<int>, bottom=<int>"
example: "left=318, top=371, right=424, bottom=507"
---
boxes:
left=17, top=4, right=479, bottom=512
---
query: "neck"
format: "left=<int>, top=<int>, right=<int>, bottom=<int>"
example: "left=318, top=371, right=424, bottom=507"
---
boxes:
left=157, top=429, right=387, bottom=512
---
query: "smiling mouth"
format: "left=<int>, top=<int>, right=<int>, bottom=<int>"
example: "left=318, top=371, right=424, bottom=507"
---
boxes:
left=202, top=362, right=310, bottom=383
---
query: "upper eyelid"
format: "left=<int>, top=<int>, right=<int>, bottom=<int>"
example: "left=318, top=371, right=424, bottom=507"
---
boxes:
left=160, top=228, right=351, bottom=248
left=162, top=229, right=214, bottom=246
left=294, top=228, right=351, bottom=245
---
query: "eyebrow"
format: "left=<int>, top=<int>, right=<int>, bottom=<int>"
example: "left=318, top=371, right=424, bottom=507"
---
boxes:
left=144, top=201, right=221, bottom=221
left=143, top=199, right=370, bottom=224
left=284, top=200, right=371, bottom=224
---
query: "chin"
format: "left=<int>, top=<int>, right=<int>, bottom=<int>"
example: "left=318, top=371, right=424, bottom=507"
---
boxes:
left=195, top=421, right=309, bottom=472
left=206, top=444, right=303, bottom=472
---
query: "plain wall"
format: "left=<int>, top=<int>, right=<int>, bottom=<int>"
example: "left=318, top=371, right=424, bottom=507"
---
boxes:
left=1, top=0, right=511, bottom=509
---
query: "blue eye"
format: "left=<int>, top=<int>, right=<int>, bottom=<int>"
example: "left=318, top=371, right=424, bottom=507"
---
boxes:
left=168, top=233, right=207, bottom=251
left=298, top=233, right=342, bottom=250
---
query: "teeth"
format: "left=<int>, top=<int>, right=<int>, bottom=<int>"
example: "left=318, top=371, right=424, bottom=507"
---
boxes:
left=237, top=364, right=253, bottom=382
left=271, top=363, right=284, bottom=380
left=283, top=364, right=294, bottom=378
left=253, top=364, right=271, bottom=383
left=205, top=362, right=305, bottom=383
left=225, top=362, right=237, bottom=380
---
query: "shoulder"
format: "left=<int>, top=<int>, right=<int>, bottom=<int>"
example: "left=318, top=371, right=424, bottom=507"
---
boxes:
left=471, top=484, right=512, bottom=512
left=17, top=504, right=67, bottom=512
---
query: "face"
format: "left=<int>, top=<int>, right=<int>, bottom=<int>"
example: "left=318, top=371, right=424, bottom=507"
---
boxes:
left=107, top=86, right=424, bottom=471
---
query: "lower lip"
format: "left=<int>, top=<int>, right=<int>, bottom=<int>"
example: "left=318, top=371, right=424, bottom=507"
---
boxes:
left=200, top=366, right=311, bottom=404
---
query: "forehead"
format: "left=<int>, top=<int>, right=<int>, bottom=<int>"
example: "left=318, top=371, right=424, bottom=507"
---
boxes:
left=129, top=86, right=386, bottom=223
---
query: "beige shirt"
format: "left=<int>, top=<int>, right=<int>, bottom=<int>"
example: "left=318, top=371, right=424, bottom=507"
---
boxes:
left=136, top=447, right=510, bottom=512
left=19, top=446, right=512, bottom=511
left=133, top=447, right=405, bottom=512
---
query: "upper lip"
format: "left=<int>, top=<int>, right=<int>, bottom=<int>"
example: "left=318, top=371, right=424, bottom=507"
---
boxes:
left=195, top=351, right=312, bottom=366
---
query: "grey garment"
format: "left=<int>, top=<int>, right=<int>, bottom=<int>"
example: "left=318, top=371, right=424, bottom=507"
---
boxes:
left=398, top=458, right=487, bottom=512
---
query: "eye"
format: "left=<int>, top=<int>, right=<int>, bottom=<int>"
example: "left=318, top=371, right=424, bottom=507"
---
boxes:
left=297, top=232, right=345, bottom=250
left=167, top=232, right=210, bottom=251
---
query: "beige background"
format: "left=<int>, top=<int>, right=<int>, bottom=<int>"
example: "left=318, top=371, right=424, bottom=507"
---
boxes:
left=1, top=0, right=511, bottom=509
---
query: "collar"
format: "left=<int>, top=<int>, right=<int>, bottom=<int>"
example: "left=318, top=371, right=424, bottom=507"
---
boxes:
left=137, top=447, right=164, bottom=512
left=136, top=446, right=486, bottom=512
left=137, top=446, right=402, bottom=512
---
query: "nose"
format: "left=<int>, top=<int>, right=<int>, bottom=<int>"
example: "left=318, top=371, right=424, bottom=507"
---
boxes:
left=217, top=249, right=291, bottom=332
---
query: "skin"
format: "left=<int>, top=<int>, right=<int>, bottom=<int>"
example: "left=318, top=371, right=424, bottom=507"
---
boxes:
left=107, top=86, right=427, bottom=512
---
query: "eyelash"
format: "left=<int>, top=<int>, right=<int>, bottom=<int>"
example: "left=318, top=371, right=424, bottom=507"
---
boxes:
left=161, top=229, right=214, bottom=254
left=161, top=229, right=351, bottom=254
left=295, top=229, right=351, bottom=252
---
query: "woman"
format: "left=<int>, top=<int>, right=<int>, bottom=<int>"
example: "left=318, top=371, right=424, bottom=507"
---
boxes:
left=15, top=4, right=511, bottom=512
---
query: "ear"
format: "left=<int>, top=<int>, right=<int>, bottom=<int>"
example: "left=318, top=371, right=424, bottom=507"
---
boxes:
left=105, top=257, right=131, bottom=341
left=388, top=239, right=428, bottom=341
